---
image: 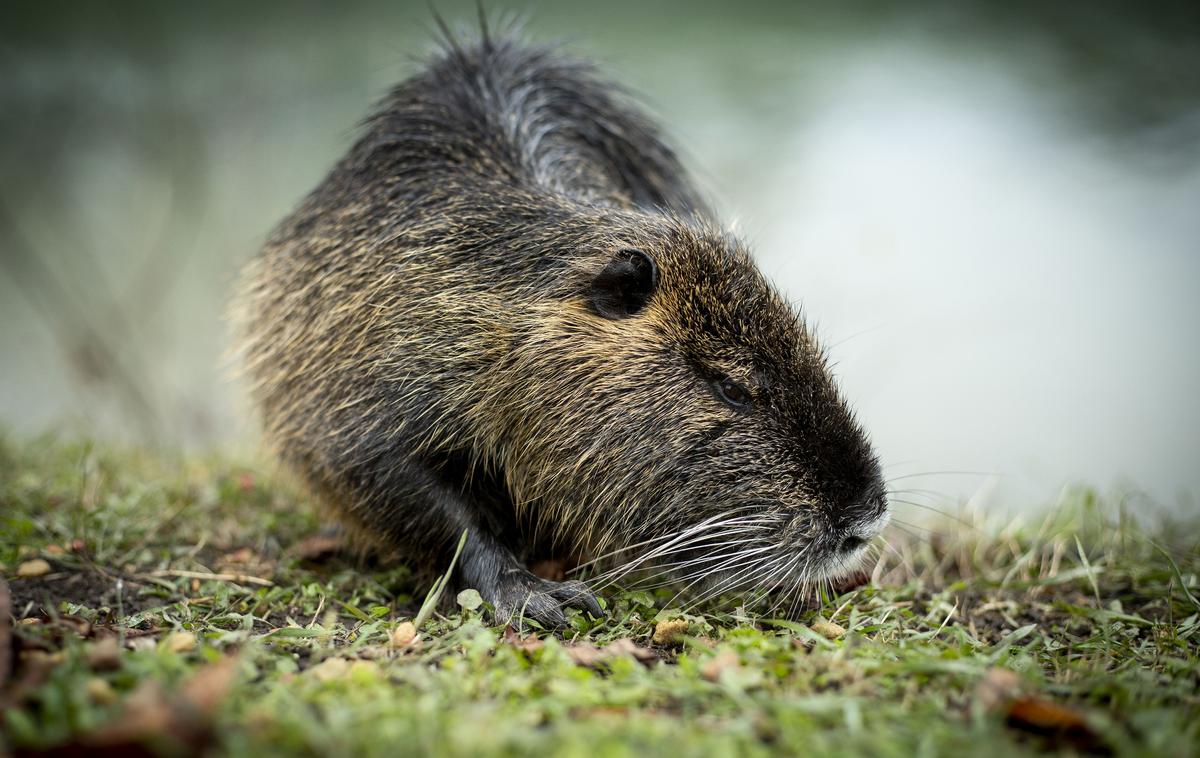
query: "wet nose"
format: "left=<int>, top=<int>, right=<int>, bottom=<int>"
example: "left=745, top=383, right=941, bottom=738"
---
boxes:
left=838, top=534, right=866, bottom=553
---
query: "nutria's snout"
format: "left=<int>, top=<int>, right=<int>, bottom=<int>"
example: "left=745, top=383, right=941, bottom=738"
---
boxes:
left=839, top=489, right=890, bottom=552
left=779, top=484, right=890, bottom=581
left=834, top=497, right=890, bottom=558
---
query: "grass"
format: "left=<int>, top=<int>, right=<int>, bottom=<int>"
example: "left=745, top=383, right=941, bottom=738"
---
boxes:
left=1, top=434, right=1197, bottom=757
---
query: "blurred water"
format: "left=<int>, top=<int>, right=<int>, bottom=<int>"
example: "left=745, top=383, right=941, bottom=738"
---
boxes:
left=1, top=1, right=1197, bottom=513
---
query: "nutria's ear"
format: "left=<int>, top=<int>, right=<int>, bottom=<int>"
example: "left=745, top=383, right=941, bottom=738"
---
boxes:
left=589, top=248, right=658, bottom=319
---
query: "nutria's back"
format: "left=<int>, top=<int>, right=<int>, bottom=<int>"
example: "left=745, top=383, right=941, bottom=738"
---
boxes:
left=236, top=31, right=888, bottom=627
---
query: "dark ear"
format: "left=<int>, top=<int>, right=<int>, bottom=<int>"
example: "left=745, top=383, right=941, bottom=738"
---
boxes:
left=589, top=248, right=658, bottom=319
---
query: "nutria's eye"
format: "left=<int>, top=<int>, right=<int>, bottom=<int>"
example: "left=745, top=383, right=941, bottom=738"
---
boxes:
left=713, top=377, right=752, bottom=411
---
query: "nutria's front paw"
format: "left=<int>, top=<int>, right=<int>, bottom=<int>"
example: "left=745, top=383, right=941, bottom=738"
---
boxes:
left=489, top=568, right=603, bottom=629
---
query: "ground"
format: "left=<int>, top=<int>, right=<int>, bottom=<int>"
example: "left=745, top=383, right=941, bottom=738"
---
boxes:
left=1, top=434, right=1197, bottom=757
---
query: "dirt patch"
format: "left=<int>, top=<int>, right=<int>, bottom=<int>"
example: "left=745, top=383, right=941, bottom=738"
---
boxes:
left=8, top=565, right=154, bottom=619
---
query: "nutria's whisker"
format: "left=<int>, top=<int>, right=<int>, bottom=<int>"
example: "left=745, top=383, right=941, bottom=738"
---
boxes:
left=630, top=542, right=779, bottom=591
left=588, top=525, right=777, bottom=592
left=885, top=470, right=996, bottom=481
left=573, top=511, right=774, bottom=573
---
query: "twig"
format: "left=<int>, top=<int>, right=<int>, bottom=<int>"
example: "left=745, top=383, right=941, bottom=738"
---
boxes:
left=144, top=569, right=274, bottom=587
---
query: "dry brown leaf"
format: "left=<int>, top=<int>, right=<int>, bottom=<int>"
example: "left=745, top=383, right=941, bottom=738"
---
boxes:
left=975, top=666, right=1107, bottom=753
left=1006, top=696, right=1107, bottom=752
left=652, top=618, right=690, bottom=646
left=16, top=559, right=52, bottom=578
left=700, top=649, right=740, bottom=682
left=607, top=638, right=657, bottom=664
left=566, top=638, right=656, bottom=668
left=502, top=625, right=545, bottom=655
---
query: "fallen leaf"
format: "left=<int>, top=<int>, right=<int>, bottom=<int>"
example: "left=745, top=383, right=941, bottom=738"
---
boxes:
left=700, top=649, right=740, bottom=682
left=502, top=625, right=544, bottom=655
left=566, top=638, right=656, bottom=668
left=811, top=619, right=846, bottom=640
left=16, top=559, right=52, bottom=578
left=975, top=666, right=1108, bottom=753
left=652, top=618, right=690, bottom=646
left=1006, top=697, right=1107, bottom=752
left=607, top=638, right=657, bottom=664
left=563, top=643, right=606, bottom=667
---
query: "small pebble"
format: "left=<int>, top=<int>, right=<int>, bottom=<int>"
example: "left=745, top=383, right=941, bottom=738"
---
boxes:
left=810, top=619, right=846, bottom=640
left=16, top=559, right=51, bottom=578
left=309, top=657, right=350, bottom=682
left=391, top=621, right=419, bottom=648
left=87, top=638, right=122, bottom=671
left=166, top=631, right=198, bottom=653
left=652, top=618, right=690, bottom=646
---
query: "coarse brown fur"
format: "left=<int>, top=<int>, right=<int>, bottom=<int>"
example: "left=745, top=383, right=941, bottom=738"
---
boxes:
left=233, top=25, right=888, bottom=627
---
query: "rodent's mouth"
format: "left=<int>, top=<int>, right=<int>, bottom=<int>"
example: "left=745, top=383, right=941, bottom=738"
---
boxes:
left=684, top=532, right=882, bottom=610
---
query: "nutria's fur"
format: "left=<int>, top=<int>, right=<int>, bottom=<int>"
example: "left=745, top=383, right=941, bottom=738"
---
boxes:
left=235, top=29, right=888, bottom=627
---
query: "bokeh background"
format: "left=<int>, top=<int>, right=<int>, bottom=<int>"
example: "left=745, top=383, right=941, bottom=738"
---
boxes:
left=2, top=0, right=1198, bottom=515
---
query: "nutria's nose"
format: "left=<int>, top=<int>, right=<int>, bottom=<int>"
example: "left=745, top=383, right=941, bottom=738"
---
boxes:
left=839, top=534, right=866, bottom=553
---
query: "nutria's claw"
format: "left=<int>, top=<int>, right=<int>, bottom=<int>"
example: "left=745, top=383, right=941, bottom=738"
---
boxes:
left=490, top=572, right=604, bottom=629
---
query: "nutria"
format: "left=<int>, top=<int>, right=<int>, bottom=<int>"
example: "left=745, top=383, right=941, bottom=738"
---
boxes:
left=234, top=26, right=889, bottom=627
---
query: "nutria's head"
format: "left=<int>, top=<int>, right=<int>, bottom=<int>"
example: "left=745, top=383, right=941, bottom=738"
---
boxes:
left=486, top=209, right=888, bottom=599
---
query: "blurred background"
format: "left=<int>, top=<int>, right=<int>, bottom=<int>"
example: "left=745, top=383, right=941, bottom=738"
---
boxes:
left=1, top=0, right=1198, bottom=515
